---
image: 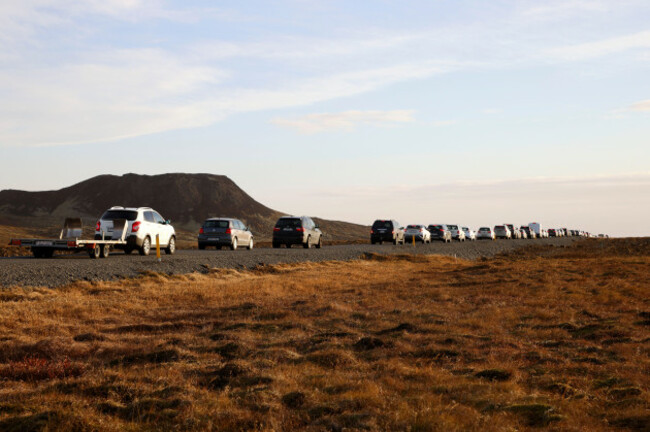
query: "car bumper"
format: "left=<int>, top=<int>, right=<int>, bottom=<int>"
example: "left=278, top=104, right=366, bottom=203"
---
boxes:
left=198, top=234, right=233, bottom=246
left=273, top=233, right=306, bottom=244
left=371, top=233, right=395, bottom=242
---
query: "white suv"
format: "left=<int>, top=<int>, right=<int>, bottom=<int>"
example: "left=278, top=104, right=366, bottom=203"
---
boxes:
left=95, top=207, right=176, bottom=256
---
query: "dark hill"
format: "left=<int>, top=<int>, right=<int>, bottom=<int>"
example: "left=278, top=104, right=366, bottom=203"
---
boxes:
left=0, top=173, right=367, bottom=241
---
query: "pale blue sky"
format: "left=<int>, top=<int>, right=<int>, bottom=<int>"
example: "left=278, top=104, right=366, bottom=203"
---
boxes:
left=1, top=0, right=649, bottom=236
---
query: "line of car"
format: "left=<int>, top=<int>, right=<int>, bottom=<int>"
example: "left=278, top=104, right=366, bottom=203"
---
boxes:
left=370, top=220, right=594, bottom=244
left=95, top=207, right=325, bottom=254
left=93, top=206, right=598, bottom=257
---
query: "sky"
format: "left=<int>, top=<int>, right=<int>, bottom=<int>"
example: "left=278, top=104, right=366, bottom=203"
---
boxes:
left=1, top=0, right=649, bottom=236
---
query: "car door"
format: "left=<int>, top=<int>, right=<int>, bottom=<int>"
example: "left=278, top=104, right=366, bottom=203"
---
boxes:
left=305, top=217, right=316, bottom=241
left=152, top=211, right=168, bottom=245
left=143, top=211, right=157, bottom=242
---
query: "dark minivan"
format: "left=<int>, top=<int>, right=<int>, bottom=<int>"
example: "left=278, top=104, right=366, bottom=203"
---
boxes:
left=370, top=220, right=404, bottom=245
left=273, top=216, right=323, bottom=249
left=427, top=224, right=452, bottom=243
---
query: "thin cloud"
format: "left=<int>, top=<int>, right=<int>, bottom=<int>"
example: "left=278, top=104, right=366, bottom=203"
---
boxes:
left=546, top=30, right=650, bottom=61
left=271, top=110, right=415, bottom=134
left=628, top=99, right=650, bottom=112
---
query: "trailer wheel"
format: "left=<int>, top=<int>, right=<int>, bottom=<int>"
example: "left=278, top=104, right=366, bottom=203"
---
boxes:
left=89, top=244, right=101, bottom=259
left=100, top=245, right=110, bottom=259
left=32, top=248, right=43, bottom=258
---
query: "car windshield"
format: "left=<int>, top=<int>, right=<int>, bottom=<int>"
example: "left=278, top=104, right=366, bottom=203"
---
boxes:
left=447, top=225, right=458, bottom=229
left=479, top=228, right=490, bottom=231
left=101, top=210, right=138, bottom=221
left=372, top=220, right=392, bottom=229
left=276, top=218, right=301, bottom=228
left=204, top=220, right=229, bottom=228
left=407, top=225, right=420, bottom=229
left=462, top=227, right=469, bottom=231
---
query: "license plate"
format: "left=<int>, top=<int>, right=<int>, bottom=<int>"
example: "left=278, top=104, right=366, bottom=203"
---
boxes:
left=35, top=241, right=53, bottom=246
left=284, top=228, right=292, bottom=231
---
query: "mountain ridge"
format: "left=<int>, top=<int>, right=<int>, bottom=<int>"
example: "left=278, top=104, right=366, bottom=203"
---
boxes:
left=0, top=173, right=367, bottom=240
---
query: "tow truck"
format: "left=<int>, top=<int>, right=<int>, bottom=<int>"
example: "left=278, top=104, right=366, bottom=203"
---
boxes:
left=9, top=218, right=128, bottom=259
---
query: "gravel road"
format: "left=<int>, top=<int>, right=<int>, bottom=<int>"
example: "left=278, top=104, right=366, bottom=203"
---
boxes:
left=0, top=237, right=577, bottom=287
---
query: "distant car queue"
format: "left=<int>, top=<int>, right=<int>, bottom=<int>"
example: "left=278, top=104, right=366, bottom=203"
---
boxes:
left=370, top=219, right=594, bottom=244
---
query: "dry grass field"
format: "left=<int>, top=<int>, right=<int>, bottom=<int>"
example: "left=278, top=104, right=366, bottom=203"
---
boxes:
left=0, top=239, right=648, bottom=431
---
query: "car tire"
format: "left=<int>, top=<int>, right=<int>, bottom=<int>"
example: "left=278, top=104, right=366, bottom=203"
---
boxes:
left=100, top=245, right=110, bottom=259
left=316, top=236, right=322, bottom=249
left=286, top=243, right=292, bottom=248
left=272, top=242, right=280, bottom=249
left=371, top=240, right=376, bottom=245
left=393, top=237, right=398, bottom=245
left=165, top=236, right=176, bottom=255
left=32, top=248, right=43, bottom=258
left=139, top=236, right=151, bottom=256
left=124, top=247, right=134, bottom=254
left=303, top=236, right=312, bottom=249
left=230, top=237, right=238, bottom=251
left=247, top=238, right=254, bottom=250
left=198, top=243, right=206, bottom=250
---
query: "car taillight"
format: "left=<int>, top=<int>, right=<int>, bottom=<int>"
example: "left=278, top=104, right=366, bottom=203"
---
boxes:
left=67, top=241, right=76, bottom=247
left=273, top=227, right=280, bottom=231
left=132, top=221, right=141, bottom=233
left=199, top=227, right=204, bottom=234
left=225, top=228, right=232, bottom=234
left=96, top=221, right=100, bottom=231
left=370, top=229, right=374, bottom=234
left=391, top=231, right=394, bottom=234
left=296, top=227, right=304, bottom=232
left=10, top=239, right=21, bottom=246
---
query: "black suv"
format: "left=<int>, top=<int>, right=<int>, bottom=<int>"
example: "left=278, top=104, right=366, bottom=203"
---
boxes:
left=273, top=216, right=323, bottom=248
left=370, top=220, right=404, bottom=245
left=427, top=224, right=452, bottom=243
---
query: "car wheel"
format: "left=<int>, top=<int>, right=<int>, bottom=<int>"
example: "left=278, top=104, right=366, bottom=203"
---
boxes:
left=371, top=240, right=376, bottom=245
left=139, top=236, right=151, bottom=256
left=165, top=236, right=176, bottom=255
left=198, top=243, right=205, bottom=250
left=286, top=243, right=291, bottom=248
left=303, top=236, right=312, bottom=249
left=32, top=248, right=43, bottom=258
left=247, top=238, right=254, bottom=250
left=316, top=236, right=323, bottom=248
left=393, top=237, right=398, bottom=245
left=231, top=237, right=238, bottom=251
left=272, top=242, right=280, bottom=249
left=124, top=247, right=134, bottom=254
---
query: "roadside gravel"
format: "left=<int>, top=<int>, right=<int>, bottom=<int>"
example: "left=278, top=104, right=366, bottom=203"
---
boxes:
left=0, top=237, right=577, bottom=287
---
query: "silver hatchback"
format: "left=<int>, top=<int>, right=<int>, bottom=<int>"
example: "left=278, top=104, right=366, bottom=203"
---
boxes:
left=198, top=218, right=253, bottom=250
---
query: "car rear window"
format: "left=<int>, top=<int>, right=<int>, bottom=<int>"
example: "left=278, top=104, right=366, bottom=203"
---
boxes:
left=276, top=218, right=302, bottom=228
left=102, top=210, right=138, bottom=221
left=372, top=220, right=393, bottom=229
left=204, top=220, right=230, bottom=228
left=429, top=225, right=443, bottom=230
left=447, top=225, right=458, bottom=229
left=407, top=225, right=420, bottom=229
left=495, top=225, right=505, bottom=229
left=479, top=227, right=490, bottom=231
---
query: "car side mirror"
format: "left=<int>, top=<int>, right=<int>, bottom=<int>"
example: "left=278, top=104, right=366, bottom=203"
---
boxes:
left=314, top=225, right=319, bottom=229
left=165, top=220, right=171, bottom=225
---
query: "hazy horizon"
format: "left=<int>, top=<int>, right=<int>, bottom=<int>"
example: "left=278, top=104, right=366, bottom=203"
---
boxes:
left=1, top=1, right=648, bottom=237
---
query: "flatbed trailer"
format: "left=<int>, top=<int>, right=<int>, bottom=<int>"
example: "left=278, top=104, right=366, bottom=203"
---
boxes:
left=9, top=218, right=128, bottom=259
